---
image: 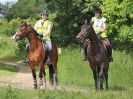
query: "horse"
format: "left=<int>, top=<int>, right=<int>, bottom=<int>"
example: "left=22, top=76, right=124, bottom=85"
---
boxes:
left=76, top=22, right=109, bottom=90
left=12, top=21, right=58, bottom=89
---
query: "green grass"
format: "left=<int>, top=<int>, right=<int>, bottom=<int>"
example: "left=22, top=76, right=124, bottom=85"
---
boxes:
left=0, top=86, right=132, bottom=99
left=0, top=44, right=133, bottom=98
left=0, top=63, right=18, bottom=76
left=57, top=47, right=133, bottom=90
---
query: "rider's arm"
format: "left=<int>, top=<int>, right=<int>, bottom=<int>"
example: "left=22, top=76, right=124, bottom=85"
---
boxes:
left=100, top=23, right=107, bottom=33
left=34, top=22, right=38, bottom=31
left=99, top=18, right=107, bottom=34
left=43, top=22, right=53, bottom=36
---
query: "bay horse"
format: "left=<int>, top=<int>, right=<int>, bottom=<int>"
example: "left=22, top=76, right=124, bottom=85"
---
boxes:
left=76, top=22, right=109, bottom=90
left=12, top=21, right=58, bottom=89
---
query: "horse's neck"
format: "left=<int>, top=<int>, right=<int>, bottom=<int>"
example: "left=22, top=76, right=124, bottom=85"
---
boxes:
left=89, top=27, right=101, bottom=50
left=27, top=28, right=42, bottom=48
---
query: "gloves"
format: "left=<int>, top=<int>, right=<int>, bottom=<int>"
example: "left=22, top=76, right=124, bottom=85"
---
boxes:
left=97, top=32, right=103, bottom=40
left=38, top=33, right=43, bottom=38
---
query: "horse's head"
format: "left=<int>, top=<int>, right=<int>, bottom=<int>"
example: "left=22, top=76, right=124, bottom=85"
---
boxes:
left=12, top=21, right=28, bottom=42
left=76, top=23, right=92, bottom=43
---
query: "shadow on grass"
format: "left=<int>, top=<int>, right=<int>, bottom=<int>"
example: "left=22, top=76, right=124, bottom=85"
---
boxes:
left=0, top=63, right=18, bottom=73
left=109, top=85, right=128, bottom=91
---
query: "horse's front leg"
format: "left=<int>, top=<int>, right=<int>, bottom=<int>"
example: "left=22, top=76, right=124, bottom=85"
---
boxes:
left=29, top=63, right=37, bottom=89
left=31, top=69, right=37, bottom=89
left=39, top=63, right=46, bottom=89
left=99, top=64, right=104, bottom=90
left=90, top=63, right=98, bottom=90
left=104, top=67, right=109, bottom=90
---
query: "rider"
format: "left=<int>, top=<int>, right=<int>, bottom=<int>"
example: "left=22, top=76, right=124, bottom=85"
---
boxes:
left=83, top=7, right=113, bottom=62
left=24, top=10, right=53, bottom=64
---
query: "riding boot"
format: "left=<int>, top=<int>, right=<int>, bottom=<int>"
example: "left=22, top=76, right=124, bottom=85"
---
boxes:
left=46, top=50, right=51, bottom=65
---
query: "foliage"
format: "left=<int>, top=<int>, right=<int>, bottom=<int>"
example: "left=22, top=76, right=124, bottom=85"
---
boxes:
left=101, top=0, right=133, bottom=50
left=2, top=0, right=38, bottom=20
left=0, top=0, right=133, bottom=50
left=0, top=18, right=36, bottom=57
left=0, top=35, right=17, bottom=58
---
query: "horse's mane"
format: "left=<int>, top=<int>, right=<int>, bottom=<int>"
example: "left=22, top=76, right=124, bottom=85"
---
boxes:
left=27, top=25, right=39, bottom=36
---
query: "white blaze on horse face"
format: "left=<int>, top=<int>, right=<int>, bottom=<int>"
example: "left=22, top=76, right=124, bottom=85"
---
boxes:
left=11, top=33, right=17, bottom=42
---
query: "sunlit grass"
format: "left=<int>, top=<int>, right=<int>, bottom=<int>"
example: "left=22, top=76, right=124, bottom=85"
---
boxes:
left=57, top=46, right=133, bottom=90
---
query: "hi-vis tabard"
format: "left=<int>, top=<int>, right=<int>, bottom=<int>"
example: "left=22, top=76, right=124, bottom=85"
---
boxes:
left=34, top=19, right=53, bottom=40
left=91, top=17, right=107, bottom=38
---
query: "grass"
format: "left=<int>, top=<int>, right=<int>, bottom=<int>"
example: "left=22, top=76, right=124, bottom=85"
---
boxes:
left=0, top=86, right=132, bottom=99
left=57, top=47, right=133, bottom=90
left=0, top=42, right=133, bottom=98
left=0, top=63, right=18, bottom=76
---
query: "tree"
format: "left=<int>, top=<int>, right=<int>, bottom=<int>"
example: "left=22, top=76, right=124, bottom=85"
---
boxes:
left=3, top=0, right=38, bottom=20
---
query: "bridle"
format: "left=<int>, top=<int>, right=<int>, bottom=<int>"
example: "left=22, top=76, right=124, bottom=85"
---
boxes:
left=15, top=25, right=28, bottom=39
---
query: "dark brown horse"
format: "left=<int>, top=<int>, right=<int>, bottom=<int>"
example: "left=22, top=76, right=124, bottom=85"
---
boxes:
left=76, top=23, right=109, bottom=90
left=12, top=21, right=58, bottom=89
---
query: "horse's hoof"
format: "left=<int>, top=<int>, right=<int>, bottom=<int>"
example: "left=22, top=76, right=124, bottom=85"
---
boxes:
left=39, top=85, right=46, bottom=89
left=33, top=85, right=37, bottom=89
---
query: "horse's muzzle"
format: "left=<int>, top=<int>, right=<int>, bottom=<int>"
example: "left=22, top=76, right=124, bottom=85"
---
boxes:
left=76, top=37, right=82, bottom=43
left=11, top=34, right=19, bottom=42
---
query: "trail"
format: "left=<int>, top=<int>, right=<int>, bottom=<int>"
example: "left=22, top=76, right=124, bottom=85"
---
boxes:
left=0, top=60, right=91, bottom=93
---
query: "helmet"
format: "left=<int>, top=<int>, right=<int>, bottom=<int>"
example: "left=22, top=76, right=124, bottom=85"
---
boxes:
left=41, top=10, right=49, bottom=16
left=94, top=7, right=102, bottom=13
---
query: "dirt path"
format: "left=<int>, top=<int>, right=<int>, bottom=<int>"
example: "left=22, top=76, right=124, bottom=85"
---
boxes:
left=0, top=60, right=90, bottom=93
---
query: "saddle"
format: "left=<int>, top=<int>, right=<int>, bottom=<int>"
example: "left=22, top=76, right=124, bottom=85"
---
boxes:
left=101, top=39, right=110, bottom=56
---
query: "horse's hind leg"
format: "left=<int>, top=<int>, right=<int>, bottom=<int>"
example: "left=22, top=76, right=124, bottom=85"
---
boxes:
left=104, top=69, right=108, bottom=90
left=92, top=70, right=98, bottom=90
left=48, top=64, right=53, bottom=85
left=43, top=69, right=46, bottom=88
left=48, top=64, right=57, bottom=89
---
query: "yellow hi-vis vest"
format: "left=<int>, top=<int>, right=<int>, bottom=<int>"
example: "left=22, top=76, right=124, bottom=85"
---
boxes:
left=34, top=19, right=53, bottom=40
left=91, top=17, right=107, bottom=38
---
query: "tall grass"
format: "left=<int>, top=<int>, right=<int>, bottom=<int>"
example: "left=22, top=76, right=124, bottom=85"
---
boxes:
left=57, top=46, right=133, bottom=90
left=0, top=45, right=133, bottom=98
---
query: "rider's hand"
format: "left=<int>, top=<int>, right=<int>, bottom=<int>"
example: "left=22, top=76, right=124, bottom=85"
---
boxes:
left=97, top=33, right=103, bottom=40
left=38, top=33, right=43, bottom=38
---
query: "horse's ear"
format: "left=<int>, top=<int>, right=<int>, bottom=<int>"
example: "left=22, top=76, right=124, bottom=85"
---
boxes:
left=21, top=21, right=27, bottom=25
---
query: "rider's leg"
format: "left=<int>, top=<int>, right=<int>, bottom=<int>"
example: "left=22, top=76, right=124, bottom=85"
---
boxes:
left=24, top=44, right=29, bottom=63
left=105, top=38, right=113, bottom=62
left=45, top=40, right=52, bottom=64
